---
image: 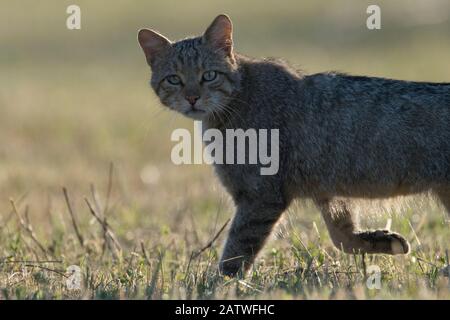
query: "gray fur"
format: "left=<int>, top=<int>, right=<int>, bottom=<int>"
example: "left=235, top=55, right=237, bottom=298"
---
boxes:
left=138, top=15, right=450, bottom=276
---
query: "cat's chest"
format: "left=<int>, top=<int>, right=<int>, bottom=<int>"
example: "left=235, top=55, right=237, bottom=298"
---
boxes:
left=212, top=163, right=267, bottom=199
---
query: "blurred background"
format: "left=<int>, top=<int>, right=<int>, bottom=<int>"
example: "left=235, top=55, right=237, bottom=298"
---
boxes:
left=0, top=0, right=449, bottom=299
left=1, top=0, right=450, bottom=239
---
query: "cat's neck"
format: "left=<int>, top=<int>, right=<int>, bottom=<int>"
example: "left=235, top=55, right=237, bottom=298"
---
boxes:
left=202, top=54, right=248, bottom=129
left=204, top=53, right=303, bottom=130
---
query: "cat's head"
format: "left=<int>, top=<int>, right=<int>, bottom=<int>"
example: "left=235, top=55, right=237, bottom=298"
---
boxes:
left=138, top=14, right=240, bottom=120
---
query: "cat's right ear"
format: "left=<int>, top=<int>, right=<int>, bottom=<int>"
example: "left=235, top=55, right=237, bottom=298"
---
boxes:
left=137, top=29, right=172, bottom=65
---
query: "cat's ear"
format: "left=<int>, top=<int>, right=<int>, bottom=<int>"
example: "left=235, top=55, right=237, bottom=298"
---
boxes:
left=203, top=14, right=234, bottom=58
left=137, top=29, right=172, bottom=65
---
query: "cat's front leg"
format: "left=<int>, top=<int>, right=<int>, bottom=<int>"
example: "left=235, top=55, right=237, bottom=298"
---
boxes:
left=219, top=199, right=286, bottom=277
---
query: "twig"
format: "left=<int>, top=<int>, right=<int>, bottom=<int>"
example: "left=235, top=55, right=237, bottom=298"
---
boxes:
left=416, top=256, right=437, bottom=267
left=237, top=279, right=263, bottom=293
left=24, top=264, right=68, bottom=278
left=84, top=197, right=122, bottom=258
left=192, top=218, right=230, bottom=259
left=104, top=162, right=114, bottom=216
left=185, top=251, right=195, bottom=276
left=23, top=205, right=31, bottom=226
left=62, top=187, right=85, bottom=249
left=1, top=193, right=28, bottom=229
left=408, top=219, right=422, bottom=247
left=1, top=260, right=62, bottom=264
left=90, top=184, right=102, bottom=215
left=10, top=199, right=47, bottom=255
left=140, top=241, right=151, bottom=266
left=361, top=253, right=367, bottom=278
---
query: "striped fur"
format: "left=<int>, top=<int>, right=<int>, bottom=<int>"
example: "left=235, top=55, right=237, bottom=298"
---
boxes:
left=139, top=15, right=450, bottom=277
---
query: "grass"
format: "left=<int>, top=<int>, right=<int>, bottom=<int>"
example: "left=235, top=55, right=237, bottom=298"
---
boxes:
left=0, top=0, right=449, bottom=299
left=1, top=164, right=449, bottom=299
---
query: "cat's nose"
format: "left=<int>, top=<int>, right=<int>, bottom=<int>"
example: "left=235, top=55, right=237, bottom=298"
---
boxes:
left=185, top=95, right=200, bottom=106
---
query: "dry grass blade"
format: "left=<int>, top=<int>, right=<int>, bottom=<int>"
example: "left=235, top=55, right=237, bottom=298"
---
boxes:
left=25, top=264, right=68, bottom=278
left=10, top=199, right=47, bottom=255
left=62, top=187, right=85, bottom=249
left=140, top=241, right=151, bottom=266
left=104, top=162, right=114, bottom=216
left=1, top=260, right=62, bottom=264
left=147, top=248, right=166, bottom=299
left=1, top=192, right=29, bottom=229
left=90, top=184, right=103, bottom=215
left=84, top=197, right=122, bottom=258
left=192, top=218, right=230, bottom=259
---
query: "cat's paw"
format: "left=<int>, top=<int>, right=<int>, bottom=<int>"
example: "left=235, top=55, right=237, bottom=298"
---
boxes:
left=219, top=261, right=242, bottom=277
left=356, top=229, right=410, bottom=255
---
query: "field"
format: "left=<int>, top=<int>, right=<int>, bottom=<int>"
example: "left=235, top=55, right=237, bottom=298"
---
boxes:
left=0, top=0, right=449, bottom=299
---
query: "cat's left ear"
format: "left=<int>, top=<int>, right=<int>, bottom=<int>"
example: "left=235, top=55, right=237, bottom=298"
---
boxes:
left=203, top=14, right=234, bottom=60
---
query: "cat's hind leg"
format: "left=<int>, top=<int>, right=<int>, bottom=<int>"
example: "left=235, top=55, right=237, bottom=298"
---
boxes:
left=314, top=198, right=410, bottom=255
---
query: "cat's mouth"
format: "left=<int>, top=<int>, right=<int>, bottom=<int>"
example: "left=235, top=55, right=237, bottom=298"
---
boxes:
left=184, top=108, right=206, bottom=117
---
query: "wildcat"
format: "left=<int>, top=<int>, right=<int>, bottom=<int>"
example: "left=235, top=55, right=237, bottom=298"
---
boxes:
left=138, top=14, right=450, bottom=276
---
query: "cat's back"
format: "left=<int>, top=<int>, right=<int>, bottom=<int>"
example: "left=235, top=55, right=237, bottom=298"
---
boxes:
left=233, top=55, right=306, bottom=126
left=303, top=72, right=450, bottom=113
left=237, top=55, right=303, bottom=98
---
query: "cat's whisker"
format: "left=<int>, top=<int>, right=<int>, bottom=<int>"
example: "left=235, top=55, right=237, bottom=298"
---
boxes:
left=212, top=106, right=229, bottom=126
left=228, top=95, right=252, bottom=108
left=213, top=101, right=245, bottom=127
left=223, top=104, right=246, bottom=124
left=210, top=103, right=234, bottom=127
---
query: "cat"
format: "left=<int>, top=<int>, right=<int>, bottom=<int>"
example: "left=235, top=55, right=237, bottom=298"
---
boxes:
left=137, top=14, right=450, bottom=276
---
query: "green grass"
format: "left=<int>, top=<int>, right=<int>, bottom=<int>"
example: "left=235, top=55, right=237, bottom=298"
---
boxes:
left=1, top=183, right=449, bottom=299
left=0, top=0, right=449, bottom=299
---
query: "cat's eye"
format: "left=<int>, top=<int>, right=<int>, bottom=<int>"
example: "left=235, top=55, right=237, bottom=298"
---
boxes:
left=202, top=71, right=218, bottom=82
left=166, top=75, right=182, bottom=85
